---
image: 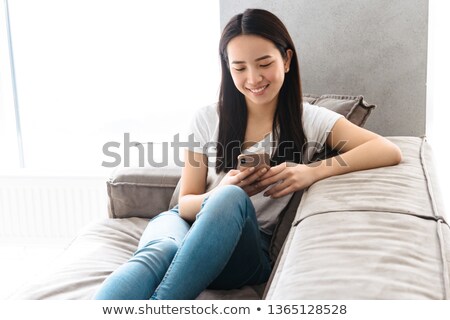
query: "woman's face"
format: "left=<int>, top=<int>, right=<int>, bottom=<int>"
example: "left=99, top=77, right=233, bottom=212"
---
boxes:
left=226, top=34, right=292, bottom=110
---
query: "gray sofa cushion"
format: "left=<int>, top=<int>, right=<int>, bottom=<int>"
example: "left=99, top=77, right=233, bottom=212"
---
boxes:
left=265, top=136, right=450, bottom=299
left=107, top=167, right=181, bottom=219
left=266, top=211, right=450, bottom=299
left=10, top=217, right=148, bottom=299
left=10, top=217, right=261, bottom=299
left=295, top=137, right=447, bottom=224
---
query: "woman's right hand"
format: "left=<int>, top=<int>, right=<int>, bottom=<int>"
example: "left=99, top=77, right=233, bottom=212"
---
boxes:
left=217, top=166, right=270, bottom=197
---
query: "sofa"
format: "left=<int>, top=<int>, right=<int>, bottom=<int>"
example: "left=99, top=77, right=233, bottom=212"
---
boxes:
left=10, top=96, right=450, bottom=300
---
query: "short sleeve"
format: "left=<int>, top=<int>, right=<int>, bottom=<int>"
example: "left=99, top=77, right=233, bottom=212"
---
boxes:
left=187, top=104, right=219, bottom=154
left=302, top=103, right=344, bottom=162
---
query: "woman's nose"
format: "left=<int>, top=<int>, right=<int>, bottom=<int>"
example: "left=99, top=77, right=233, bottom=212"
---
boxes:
left=247, top=69, right=263, bottom=85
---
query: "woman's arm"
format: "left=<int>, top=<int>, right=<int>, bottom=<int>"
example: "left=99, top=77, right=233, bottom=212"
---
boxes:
left=178, top=150, right=210, bottom=222
left=312, top=117, right=402, bottom=181
left=256, top=118, right=402, bottom=198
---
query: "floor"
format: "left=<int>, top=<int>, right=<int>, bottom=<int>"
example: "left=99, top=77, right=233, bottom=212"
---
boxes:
left=0, top=239, right=71, bottom=299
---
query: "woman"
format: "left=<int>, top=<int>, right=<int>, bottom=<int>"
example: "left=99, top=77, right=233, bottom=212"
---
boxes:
left=94, top=8, right=402, bottom=300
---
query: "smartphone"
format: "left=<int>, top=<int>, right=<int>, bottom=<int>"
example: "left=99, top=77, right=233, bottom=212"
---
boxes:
left=237, top=152, right=270, bottom=171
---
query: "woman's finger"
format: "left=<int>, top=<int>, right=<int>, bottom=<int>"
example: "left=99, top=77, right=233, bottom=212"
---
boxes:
left=259, top=163, right=284, bottom=180
left=239, top=166, right=268, bottom=185
left=243, top=182, right=267, bottom=197
left=263, top=179, right=290, bottom=198
left=255, top=169, right=284, bottom=188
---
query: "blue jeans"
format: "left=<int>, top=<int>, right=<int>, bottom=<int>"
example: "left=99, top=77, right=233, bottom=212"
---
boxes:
left=93, top=185, right=272, bottom=300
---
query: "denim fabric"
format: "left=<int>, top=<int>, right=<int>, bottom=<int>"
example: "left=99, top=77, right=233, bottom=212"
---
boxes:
left=94, top=185, right=272, bottom=300
left=93, top=211, right=190, bottom=300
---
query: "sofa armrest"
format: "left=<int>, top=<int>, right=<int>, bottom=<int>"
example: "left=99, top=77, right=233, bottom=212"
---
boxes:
left=107, top=167, right=182, bottom=219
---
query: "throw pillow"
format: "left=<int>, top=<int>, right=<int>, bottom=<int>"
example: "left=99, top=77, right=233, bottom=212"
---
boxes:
left=308, top=94, right=376, bottom=127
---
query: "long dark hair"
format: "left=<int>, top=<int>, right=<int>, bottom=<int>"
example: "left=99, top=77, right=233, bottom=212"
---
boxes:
left=216, top=8, right=305, bottom=174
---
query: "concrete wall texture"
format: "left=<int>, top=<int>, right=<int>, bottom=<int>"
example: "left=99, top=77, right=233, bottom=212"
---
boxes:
left=220, top=0, right=428, bottom=136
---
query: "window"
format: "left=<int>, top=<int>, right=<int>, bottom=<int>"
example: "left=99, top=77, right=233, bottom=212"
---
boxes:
left=0, top=0, right=21, bottom=169
left=0, top=0, right=220, bottom=172
left=427, top=0, right=450, bottom=210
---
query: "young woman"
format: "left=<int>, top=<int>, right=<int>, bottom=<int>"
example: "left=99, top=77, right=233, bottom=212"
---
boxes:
left=94, top=8, right=402, bottom=300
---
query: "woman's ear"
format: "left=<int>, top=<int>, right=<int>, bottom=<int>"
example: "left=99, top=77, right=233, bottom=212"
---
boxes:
left=284, top=49, right=293, bottom=73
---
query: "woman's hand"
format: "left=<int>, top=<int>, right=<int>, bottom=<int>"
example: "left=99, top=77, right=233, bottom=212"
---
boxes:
left=217, top=166, right=270, bottom=197
left=255, top=162, right=318, bottom=199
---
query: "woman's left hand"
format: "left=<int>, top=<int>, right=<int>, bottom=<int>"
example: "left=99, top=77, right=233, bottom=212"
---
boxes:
left=255, top=162, right=318, bottom=199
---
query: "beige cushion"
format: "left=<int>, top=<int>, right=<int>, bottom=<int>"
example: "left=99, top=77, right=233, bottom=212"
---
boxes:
left=107, top=167, right=181, bottom=219
left=265, top=136, right=450, bottom=299
left=10, top=217, right=148, bottom=299
left=266, top=211, right=450, bottom=299
left=296, top=137, right=447, bottom=223
left=10, top=217, right=261, bottom=300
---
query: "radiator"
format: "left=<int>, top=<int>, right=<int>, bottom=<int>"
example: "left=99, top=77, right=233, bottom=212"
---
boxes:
left=0, top=174, right=108, bottom=241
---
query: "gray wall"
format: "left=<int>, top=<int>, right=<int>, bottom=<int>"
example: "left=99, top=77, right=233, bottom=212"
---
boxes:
left=220, top=0, right=428, bottom=136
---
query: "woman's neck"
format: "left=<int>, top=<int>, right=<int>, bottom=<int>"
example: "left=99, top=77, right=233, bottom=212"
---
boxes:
left=245, top=99, right=277, bottom=123
left=243, top=99, right=277, bottom=149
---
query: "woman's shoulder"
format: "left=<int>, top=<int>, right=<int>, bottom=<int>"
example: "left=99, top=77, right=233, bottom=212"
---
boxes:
left=302, top=101, right=310, bottom=110
left=193, top=103, right=219, bottom=121
left=302, top=101, right=318, bottom=115
left=190, top=103, right=219, bottom=133
left=302, top=101, right=342, bottom=121
left=301, top=100, right=344, bottom=141
left=301, top=101, right=319, bottom=122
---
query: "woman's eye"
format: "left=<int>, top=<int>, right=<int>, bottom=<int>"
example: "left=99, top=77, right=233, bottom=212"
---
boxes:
left=234, top=67, right=245, bottom=72
left=260, top=62, right=273, bottom=68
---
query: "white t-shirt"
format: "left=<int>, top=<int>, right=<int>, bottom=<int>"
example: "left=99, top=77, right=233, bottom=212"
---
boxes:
left=187, top=102, right=343, bottom=235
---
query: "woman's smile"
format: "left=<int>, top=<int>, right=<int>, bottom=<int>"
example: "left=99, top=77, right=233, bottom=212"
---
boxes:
left=246, top=84, right=270, bottom=95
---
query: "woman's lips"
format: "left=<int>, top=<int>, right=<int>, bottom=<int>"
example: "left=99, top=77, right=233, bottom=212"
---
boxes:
left=246, top=84, right=269, bottom=95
